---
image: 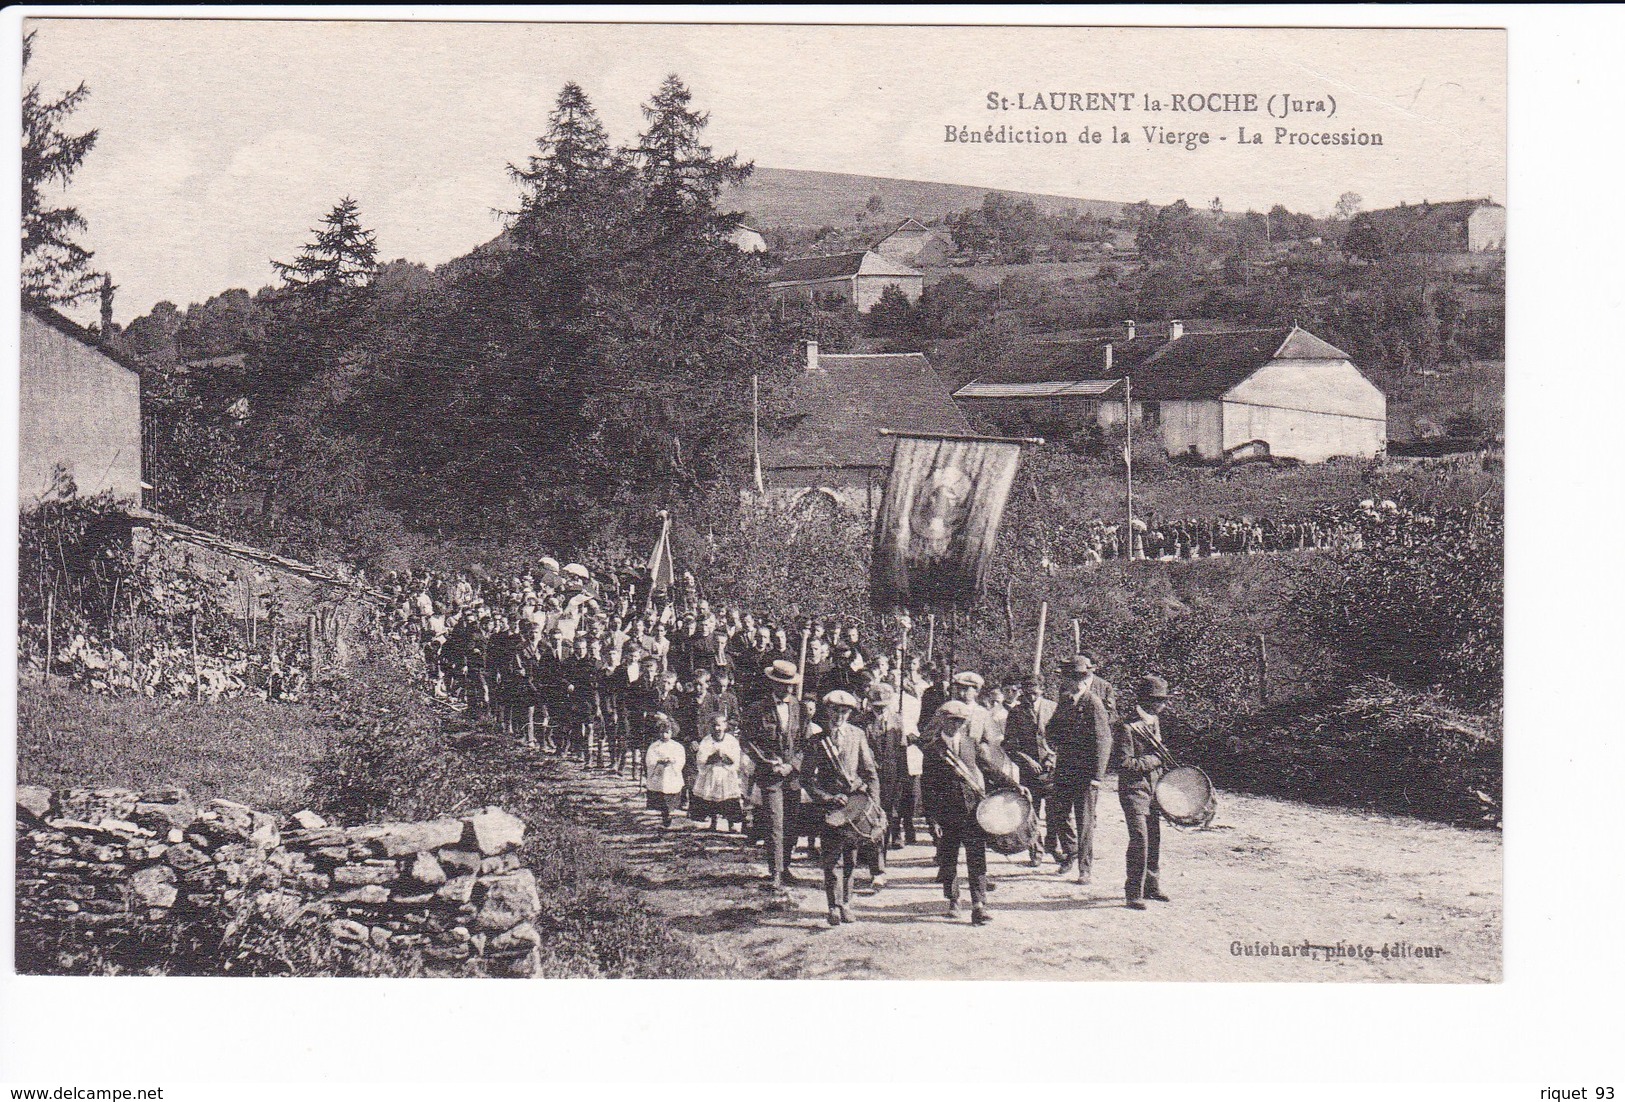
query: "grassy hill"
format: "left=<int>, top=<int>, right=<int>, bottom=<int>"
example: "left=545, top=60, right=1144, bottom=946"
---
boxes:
left=724, top=166, right=1126, bottom=231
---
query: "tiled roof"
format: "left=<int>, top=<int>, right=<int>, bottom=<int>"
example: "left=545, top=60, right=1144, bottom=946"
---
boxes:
left=762, top=353, right=973, bottom=471
left=770, top=250, right=922, bottom=284
left=955, top=379, right=1123, bottom=399
left=1128, top=326, right=1350, bottom=400
left=770, top=252, right=869, bottom=282
left=956, top=324, right=1355, bottom=401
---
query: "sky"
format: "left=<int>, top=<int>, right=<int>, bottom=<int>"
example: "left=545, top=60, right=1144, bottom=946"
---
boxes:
left=23, top=18, right=1506, bottom=325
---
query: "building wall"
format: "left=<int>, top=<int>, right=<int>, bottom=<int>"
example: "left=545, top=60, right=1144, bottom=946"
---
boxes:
left=1157, top=399, right=1224, bottom=460
left=1222, top=357, right=1386, bottom=461
left=1221, top=403, right=1387, bottom=462
left=877, top=232, right=951, bottom=268
left=770, top=277, right=855, bottom=308
left=853, top=273, right=923, bottom=311
left=1468, top=206, right=1507, bottom=252
left=755, top=468, right=881, bottom=518
left=20, top=312, right=142, bottom=505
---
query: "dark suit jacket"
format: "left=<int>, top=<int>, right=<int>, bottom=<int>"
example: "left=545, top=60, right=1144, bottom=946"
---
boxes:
left=801, top=722, right=881, bottom=807
left=1003, top=697, right=1056, bottom=763
left=743, top=694, right=808, bottom=784
left=920, top=725, right=1000, bottom=824
left=1048, top=690, right=1114, bottom=783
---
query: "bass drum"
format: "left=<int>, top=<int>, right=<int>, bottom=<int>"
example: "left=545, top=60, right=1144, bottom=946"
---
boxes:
left=1155, top=765, right=1217, bottom=828
left=976, top=787, right=1040, bottom=855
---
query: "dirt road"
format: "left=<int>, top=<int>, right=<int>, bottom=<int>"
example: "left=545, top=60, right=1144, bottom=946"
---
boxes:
left=549, top=759, right=1501, bottom=982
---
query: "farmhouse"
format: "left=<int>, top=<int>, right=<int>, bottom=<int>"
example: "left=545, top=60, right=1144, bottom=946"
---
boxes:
left=759, top=341, right=972, bottom=513
left=955, top=320, right=1386, bottom=464
left=769, top=250, right=924, bottom=313
left=873, top=217, right=953, bottom=268
left=20, top=304, right=144, bottom=506
left=1348, top=198, right=1505, bottom=254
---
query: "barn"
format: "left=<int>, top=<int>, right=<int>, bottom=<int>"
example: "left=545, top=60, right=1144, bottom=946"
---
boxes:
left=768, top=250, right=923, bottom=313
left=20, top=304, right=144, bottom=506
left=758, top=341, right=972, bottom=514
left=955, top=320, right=1386, bottom=464
left=873, top=217, right=953, bottom=268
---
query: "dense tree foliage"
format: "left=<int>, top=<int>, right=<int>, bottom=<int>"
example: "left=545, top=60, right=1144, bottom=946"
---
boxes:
left=21, top=31, right=101, bottom=307
left=130, top=76, right=799, bottom=565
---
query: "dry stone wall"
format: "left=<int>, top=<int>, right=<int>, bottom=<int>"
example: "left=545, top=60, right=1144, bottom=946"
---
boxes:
left=16, top=784, right=542, bottom=977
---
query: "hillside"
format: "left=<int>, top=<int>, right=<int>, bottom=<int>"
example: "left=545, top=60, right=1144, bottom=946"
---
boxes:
left=724, top=166, right=1126, bottom=231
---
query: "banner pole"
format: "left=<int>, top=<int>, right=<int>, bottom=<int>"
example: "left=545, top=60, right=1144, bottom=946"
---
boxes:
left=1032, top=601, right=1048, bottom=682
left=796, top=625, right=811, bottom=702
left=1124, top=374, right=1135, bottom=561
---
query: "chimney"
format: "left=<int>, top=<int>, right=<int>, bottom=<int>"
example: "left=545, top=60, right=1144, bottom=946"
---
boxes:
left=805, top=339, right=819, bottom=371
left=1124, top=319, right=1136, bottom=341
left=1168, top=319, right=1184, bottom=341
left=1104, top=342, right=1114, bottom=372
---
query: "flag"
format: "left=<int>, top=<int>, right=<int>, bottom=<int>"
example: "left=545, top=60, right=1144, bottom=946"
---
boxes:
left=871, top=434, right=1024, bottom=609
left=646, top=515, right=675, bottom=595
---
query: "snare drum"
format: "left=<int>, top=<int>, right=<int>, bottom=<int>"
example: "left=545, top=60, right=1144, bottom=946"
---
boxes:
left=975, top=787, right=1040, bottom=855
left=824, top=791, right=886, bottom=847
left=1154, top=765, right=1217, bottom=828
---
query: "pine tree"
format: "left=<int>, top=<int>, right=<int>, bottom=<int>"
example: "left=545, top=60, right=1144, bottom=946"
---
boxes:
left=632, top=74, right=752, bottom=232
left=21, top=31, right=101, bottom=307
left=271, top=197, right=378, bottom=301
left=508, top=82, right=622, bottom=215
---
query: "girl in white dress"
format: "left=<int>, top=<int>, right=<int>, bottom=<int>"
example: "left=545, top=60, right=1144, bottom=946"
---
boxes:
left=644, top=713, right=687, bottom=828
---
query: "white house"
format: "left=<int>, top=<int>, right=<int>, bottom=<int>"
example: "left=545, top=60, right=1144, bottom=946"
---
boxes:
left=729, top=224, right=768, bottom=253
left=955, top=320, right=1386, bottom=464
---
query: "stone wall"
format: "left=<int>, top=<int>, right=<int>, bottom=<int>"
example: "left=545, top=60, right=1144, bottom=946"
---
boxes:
left=15, top=785, right=543, bottom=977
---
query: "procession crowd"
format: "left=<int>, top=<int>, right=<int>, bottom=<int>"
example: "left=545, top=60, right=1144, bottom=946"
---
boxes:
left=381, top=554, right=1180, bottom=927
left=1071, top=506, right=1370, bottom=564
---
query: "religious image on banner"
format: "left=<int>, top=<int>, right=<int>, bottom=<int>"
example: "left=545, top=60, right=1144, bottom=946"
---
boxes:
left=871, top=434, right=1024, bottom=609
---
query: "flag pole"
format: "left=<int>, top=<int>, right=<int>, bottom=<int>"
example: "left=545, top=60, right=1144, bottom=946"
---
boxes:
left=751, top=374, right=765, bottom=494
left=1124, top=374, right=1135, bottom=561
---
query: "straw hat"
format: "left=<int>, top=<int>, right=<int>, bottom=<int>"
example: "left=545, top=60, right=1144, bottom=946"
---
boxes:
left=764, top=659, right=801, bottom=685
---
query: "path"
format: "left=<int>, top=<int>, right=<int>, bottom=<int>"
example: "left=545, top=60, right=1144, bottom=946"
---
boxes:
left=547, top=757, right=1501, bottom=982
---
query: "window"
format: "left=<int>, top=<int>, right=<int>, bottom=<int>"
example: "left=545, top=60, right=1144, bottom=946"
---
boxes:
left=1141, top=400, right=1161, bottom=426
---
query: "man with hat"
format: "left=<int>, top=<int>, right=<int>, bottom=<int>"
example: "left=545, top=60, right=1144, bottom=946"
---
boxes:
left=803, top=690, right=882, bottom=926
left=1117, top=674, right=1174, bottom=909
left=743, top=659, right=811, bottom=901
left=1047, top=654, right=1115, bottom=882
left=1003, top=672, right=1057, bottom=867
left=920, top=700, right=1000, bottom=926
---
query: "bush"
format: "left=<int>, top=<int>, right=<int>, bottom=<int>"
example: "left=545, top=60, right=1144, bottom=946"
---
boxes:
left=1195, top=677, right=1501, bottom=827
left=1286, top=500, right=1502, bottom=703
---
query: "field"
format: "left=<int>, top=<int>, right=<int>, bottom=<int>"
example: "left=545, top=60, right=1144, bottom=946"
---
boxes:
left=724, top=166, right=1124, bottom=231
left=17, top=681, right=328, bottom=811
left=923, top=258, right=1116, bottom=289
